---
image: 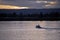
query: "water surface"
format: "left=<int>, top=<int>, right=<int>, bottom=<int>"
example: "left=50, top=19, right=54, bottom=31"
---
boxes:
left=0, top=21, right=60, bottom=40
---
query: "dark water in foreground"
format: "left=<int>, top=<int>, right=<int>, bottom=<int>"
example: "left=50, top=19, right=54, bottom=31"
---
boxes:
left=0, top=21, right=60, bottom=40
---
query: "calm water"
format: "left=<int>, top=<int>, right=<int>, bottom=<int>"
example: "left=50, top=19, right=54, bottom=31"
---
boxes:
left=0, top=21, right=60, bottom=40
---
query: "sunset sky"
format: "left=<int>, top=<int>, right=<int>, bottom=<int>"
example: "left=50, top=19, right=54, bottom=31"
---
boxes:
left=0, top=0, right=60, bottom=9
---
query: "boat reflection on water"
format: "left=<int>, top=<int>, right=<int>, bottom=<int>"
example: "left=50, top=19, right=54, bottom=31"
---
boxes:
left=36, top=24, right=60, bottom=30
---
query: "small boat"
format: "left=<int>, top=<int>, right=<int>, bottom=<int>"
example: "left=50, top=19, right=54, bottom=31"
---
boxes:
left=36, top=24, right=42, bottom=28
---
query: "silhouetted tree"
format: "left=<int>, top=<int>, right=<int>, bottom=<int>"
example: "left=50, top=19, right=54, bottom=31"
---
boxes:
left=12, top=12, right=16, bottom=17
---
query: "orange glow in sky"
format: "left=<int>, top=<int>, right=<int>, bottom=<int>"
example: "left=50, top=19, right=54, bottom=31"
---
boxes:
left=49, top=2, right=57, bottom=5
left=0, top=5, right=29, bottom=9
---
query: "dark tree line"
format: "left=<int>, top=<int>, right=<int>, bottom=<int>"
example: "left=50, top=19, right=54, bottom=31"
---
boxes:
left=43, top=12, right=60, bottom=18
left=0, top=12, right=60, bottom=19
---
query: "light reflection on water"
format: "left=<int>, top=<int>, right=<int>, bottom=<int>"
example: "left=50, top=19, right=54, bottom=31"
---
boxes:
left=0, top=21, right=60, bottom=40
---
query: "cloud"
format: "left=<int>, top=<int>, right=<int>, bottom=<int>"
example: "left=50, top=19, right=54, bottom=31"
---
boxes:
left=0, top=0, right=60, bottom=9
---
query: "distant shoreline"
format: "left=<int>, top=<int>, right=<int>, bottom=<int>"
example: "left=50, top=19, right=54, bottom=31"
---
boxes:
left=0, top=9, right=60, bottom=21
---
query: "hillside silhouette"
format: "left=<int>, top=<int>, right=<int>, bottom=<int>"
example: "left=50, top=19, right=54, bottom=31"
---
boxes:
left=0, top=8, right=60, bottom=21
